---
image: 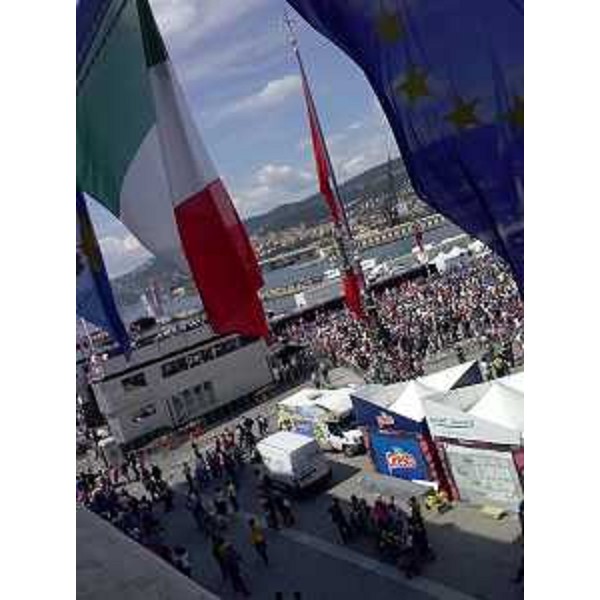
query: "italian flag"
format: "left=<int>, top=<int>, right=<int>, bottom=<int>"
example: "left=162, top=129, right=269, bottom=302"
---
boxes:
left=77, top=0, right=268, bottom=338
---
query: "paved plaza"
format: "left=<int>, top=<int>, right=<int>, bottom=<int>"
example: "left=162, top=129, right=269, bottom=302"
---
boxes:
left=78, top=368, right=523, bottom=600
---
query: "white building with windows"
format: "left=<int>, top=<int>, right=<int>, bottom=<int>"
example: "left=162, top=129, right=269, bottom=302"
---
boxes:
left=89, top=325, right=273, bottom=445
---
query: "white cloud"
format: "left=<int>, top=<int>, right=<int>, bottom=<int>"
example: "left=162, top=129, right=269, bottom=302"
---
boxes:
left=179, top=30, right=282, bottom=86
left=218, top=75, right=301, bottom=118
left=255, top=163, right=312, bottom=187
left=233, top=99, right=401, bottom=217
left=348, top=120, right=364, bottom=131
left=99, top=233, right=152, bottom=278
left=151, top=0, right=269, bottom=50
left=151, top=0, right=198, bottom=38
left=340, top=154, right=369, bottom=178
left=233, top=162, right=316, bottom=217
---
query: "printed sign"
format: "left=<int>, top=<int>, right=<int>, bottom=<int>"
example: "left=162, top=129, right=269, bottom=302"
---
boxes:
left=386, top=449, right=418, bottom=471
left=369, top=430, right=430, bottom=481
left=376, top=413, right=395, bottom=430
left=445, top=444, right=523, bottom=510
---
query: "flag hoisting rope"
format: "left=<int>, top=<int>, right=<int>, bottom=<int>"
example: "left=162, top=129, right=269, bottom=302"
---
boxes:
left=284, top=13, right=366, bottom=320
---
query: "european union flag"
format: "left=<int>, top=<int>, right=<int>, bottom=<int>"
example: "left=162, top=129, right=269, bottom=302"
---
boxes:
left=76, top=190, right=131, bottom=356
left=287, top=0, right=524, bottom=292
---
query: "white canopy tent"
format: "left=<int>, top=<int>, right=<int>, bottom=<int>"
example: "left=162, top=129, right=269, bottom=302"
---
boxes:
left=424, top=398, right=521, bottom=446
left=497, top=371, right=524, bottom=394
left=437, top=380, right=491, bottom=412
left=467, top=239, right=486, bottom=254
left=418, top=360, right=481, bottom=393
left=386, top=380, right=438, bottom=421
left=469, top=382, right=524, bottom=437
left=279, top=387, right=355, bottom=419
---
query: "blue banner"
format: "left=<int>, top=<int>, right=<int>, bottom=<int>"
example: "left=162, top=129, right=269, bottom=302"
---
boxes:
left=287, top=0, right=524, bottom=292
left=76, top=190, right=131, bottom=356
left=351, top=393, right=425, bottom=434
left=369, top=430, right=430, bottom=481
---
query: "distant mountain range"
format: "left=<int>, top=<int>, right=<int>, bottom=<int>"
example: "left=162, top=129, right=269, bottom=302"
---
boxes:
left=245, top=157, right=412, bottom=235
left=111, top=256, right=191, bottom=307
left=111, top=158, right=417, bottom=305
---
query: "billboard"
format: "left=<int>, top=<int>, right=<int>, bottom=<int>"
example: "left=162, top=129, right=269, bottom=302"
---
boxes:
left=444, top=444, right=523, bottom=510
left=369, top=431, right=430, bottom=482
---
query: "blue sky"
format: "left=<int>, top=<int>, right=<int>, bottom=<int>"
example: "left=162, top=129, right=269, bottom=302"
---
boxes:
left=90, top=0, right=398, bottom=276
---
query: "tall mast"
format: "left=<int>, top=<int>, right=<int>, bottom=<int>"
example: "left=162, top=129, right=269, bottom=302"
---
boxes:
left=284, top=13, right=366, bottom=305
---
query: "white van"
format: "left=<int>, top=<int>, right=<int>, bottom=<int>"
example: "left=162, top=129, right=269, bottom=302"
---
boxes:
left=256, top=431, right=332, bottom=493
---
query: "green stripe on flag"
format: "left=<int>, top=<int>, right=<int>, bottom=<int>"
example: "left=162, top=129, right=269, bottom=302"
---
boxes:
left=77, top=0, right=155, bottom=216
left=136, top=0, right=169, bottom=67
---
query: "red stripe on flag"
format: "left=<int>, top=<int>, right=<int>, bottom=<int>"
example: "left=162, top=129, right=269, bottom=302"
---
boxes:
left=174, top=180, right=269, bottom=338
left=413, top=222, right=425, bottom=253
left=342, top=272, right=366, bottom=320
left=301, top=72, right=343, bottom=224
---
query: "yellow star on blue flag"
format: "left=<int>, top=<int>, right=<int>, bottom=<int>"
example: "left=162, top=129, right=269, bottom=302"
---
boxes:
left=396, top=68, right=430, bottom=104
left=287, top=0, right=524, bottom=294
left=506, top=95, right=524, bottom=129
left=446, top=98, right=480, bottom=130
left=375, top=10, right=403, bottom=43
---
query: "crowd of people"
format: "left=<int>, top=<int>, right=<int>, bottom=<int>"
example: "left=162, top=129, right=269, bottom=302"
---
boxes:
left=76, top=254, right=524, bottom=594
left=327, top=494, right=436, bottom=579
left=280, top=254, right=523, bottom=383
left=76, top=413, right=276, bottom=595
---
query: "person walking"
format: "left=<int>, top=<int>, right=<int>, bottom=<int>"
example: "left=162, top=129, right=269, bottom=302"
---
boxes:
left=191, top=441, right=202, bottom=460
left=187, top=494, right=208, bottom=533
left=150, top=464, right=163, bottom=484
left=328, top=498, right=352, bottom=544
left=274, top=494, right=295, bottom=527
left=183, top=462, right=195, bottom=495
left=214, top=487, right=228, bottom=518
left=248, top=518, right=269, bottom=566
left=409, top=496, right=423, bottom=527
left=257, top=415, right=269, bottom=437
left=226, top=480, right=239, bottom=513
left=401, top=523, right=421, bottom=579
left=211, top=536, right=229, bottom=584
left=223, top=542, right=250, bottom=597
left=172, top=546, right=191, bottom=577
left=260, top=495, right=280, bottom=530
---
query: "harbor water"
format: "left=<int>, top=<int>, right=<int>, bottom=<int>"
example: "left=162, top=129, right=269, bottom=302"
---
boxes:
left=121, top=222, right=466, bottom=322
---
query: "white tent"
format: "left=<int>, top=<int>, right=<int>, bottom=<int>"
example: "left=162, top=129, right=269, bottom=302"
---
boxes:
left=468, top=383, right=524, bottom=436
left=354, top=380, right=440, bottom=422
left=411, top=243, right=434, bottom=254
left=279, top=387, right=354, bottom=419
left=436, top=380, right=491, bottom=412
left=424, top=398, right=521, bottom=446
left=387, top=381, right=434, bottom=421
left=313, top=387, right=354, bottom=417
left=433, top=251, right=448, bottom=273
left=446, top=246, right=467, bottom=259
left=418, top=361, right=481, bottom=393
left=496, top=371, right=524, bottom=394
left=468, top=239, right=485, bottom=254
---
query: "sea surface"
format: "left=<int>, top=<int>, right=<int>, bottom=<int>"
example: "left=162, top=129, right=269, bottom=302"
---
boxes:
left=121, top=222, right=466, bottom=323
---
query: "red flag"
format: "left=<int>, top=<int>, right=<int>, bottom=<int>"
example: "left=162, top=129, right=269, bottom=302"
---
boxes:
left=140, top=0, right=268, bottom=338
left=342, top=272, right=366, bottom=320
left=295, top=44, right=365, bottom=320
left=413, top=222, right=425, bottom=254
left=297, top=54, right=344, bottom=225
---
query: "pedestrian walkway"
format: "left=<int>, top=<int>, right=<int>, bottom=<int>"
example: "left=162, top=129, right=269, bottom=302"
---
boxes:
left=240, top=510, right=477, bottom=600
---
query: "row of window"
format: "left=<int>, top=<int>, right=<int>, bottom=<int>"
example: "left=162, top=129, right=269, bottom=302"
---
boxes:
left=121, top=336, right=254, bottom=392
left=170, top=381, right=216, bottom=424
left=129, top=381, right=216, bottom=426
left=161, top=337, right=248, bottom=379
